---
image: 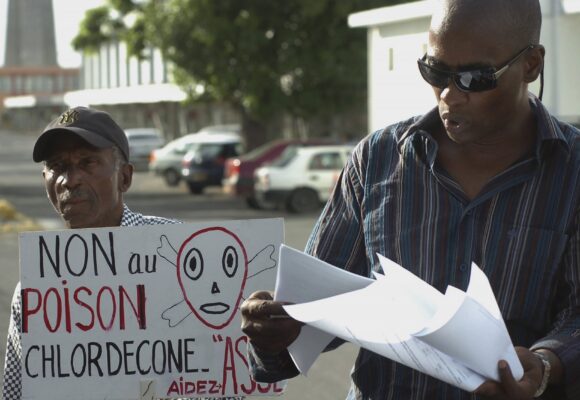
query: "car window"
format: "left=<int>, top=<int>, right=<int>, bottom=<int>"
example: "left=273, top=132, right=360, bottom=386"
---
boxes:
left=234, top=143, right=245, bottom=155
left=162, top=139, right=192, bottom=155
left=177, top=141, right=200, bottom=154
left=129, top=134, right=160, bottom=141
left=241, top=141, right=278, bottom=159
left=198, top=144, right=226, bottom=159
left=308, top=152, right=343, bottom=170
left=271, top=146, right=299, bottom=167
left=196, top=142, right=241, bottom=159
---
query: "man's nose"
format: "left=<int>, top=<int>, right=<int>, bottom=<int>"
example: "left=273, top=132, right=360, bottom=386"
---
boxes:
left=59, top=166, right=83, bottom=188
left=439, top=79, right=468, bottom=106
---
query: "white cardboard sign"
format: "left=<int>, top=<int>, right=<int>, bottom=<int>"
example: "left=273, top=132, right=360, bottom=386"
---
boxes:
left=19, top=218, right=285, bottom=399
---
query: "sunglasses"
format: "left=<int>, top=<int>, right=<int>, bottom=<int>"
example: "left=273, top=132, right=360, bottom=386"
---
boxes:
left=417, top=44, right=535, bottom=93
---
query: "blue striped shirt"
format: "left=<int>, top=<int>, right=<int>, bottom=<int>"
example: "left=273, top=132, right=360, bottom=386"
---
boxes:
left=250, top=96, right=580, bottom=399
left=308, top=96, right=580, bottom=399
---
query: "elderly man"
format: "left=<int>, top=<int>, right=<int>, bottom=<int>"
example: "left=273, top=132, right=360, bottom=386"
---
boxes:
left=241, top=0, right=580, bottom=399
left=3, top=107, right=192, bottom=399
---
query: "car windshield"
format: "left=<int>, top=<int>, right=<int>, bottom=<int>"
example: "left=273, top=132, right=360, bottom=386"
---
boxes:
left=270, top=146, right=299, bottom=167
left=167, top=138, right=198, bottom=153
left=126, top=128, right=162, bottom=139
left=188, top=142, right=240, bottom=159
left=240, top=140, right=280, bottom=160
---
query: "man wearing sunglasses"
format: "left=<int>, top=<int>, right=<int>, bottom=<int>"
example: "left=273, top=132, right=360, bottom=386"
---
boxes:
left=241, top=0, right=580, bottom=399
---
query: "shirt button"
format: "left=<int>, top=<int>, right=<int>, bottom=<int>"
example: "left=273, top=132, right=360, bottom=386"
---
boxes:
left=459, top=263, right=467, bottom=272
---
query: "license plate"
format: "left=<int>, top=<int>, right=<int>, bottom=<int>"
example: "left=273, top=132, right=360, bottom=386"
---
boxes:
left=191, top=172, right=207, bottom=182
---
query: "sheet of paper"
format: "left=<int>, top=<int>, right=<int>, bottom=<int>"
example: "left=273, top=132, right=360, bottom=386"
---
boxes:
left=274, top=245, right=374, bottom=303
left=412, top=264, right=523, bottom=381
left=274, top=245, right=374, bottom=373
left=284, top=278, right=486, bottom=391
left=278, top=248, right=522, bottom=391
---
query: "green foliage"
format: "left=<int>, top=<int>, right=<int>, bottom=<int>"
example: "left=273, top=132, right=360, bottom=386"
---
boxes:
left=72, top=6, right=117, bottom=53
left=74, top=0, right=413, bottom=124
left=72, top=0, right=149, bottom=57
left=108, top=0, right=140, bottom=15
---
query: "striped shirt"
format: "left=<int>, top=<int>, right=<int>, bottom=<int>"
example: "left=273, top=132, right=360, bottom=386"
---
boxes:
left=251, top=96, right=580, bottom=399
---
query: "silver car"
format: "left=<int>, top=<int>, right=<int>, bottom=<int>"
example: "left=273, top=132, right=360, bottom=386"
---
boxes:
left=125, top=128, right=165, bottom=171
left=150, top=132, right=242, bottom=187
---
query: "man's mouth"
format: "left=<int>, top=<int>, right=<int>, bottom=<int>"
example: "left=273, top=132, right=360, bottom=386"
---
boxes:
left=60, top=192, right=87, bottom=206
left=62, top=198, right=85, bottom=205
left=446, top=118, right=460, bottom=128
left=441, top=112, right=468, bottom=133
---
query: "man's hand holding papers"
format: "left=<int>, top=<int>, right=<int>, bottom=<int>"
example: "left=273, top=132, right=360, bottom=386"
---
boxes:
left=241, top=290, right=303, bottom=355
left=274, top=245, right=524, bottom=392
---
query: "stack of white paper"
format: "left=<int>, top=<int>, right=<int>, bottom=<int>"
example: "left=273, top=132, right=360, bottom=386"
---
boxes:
left=274, top=245, right=523, bottom=392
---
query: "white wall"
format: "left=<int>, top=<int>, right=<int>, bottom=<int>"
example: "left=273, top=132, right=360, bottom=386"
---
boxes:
left=547, top=11, right=580, bottom=122
left=367, top=17, right=432, bottom=131
left=357, top=0, right=580, bottom=132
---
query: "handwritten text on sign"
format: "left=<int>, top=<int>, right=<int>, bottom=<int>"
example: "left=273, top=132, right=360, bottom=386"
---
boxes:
left=20, top=219, right=284, bottom=399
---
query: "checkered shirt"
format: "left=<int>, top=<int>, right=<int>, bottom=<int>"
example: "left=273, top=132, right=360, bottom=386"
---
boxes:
left=3, top=206, right=241, bottom=400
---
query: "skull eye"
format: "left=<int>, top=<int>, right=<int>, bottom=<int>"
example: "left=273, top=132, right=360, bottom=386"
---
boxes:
left=222, top=245, right=239, bottom=278
left=183, top=248, right=204, bottom=280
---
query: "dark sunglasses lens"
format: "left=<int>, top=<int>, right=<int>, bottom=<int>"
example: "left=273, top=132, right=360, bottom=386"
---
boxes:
left=455, top=69, right=496, bottom=91
left=418, top=62, right=449, bottom=89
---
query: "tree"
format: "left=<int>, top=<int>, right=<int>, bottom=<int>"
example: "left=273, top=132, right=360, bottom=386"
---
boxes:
left=73, top=0, right=411, bottom=148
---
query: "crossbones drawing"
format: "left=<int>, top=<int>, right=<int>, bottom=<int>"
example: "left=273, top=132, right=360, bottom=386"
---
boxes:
left=157, top=227, right=276, bottom=329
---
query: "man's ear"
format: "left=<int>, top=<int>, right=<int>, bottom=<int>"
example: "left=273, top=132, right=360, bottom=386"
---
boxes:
left=523, top=45, right=545, bottom=83
left=118, top=163, right=133, bottom=193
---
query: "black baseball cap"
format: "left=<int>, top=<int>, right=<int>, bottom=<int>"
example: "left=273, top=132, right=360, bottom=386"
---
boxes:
left=33, top=106, right=130, bottom=162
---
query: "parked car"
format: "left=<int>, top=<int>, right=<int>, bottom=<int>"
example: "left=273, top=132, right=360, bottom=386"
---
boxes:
left=149, top=133, right=209, bottom=186
left=197, top=124, right=241, bottom=135
left=125, top=128, right=165, bottom=171
left=254, top=144, right=354, bottom=213
left=181, top=134, right=245, bottom=194
left=223, top=138, right=341, bottom=208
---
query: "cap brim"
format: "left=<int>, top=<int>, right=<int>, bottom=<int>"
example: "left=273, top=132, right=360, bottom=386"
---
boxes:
left=33, top=127, right=116, bottom=162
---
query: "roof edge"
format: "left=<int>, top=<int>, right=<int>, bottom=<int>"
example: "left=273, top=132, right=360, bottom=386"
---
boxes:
left=348, top=0, right=433, bottom=28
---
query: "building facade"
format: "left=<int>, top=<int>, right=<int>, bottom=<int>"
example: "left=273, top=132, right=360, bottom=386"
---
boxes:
left=64, top=40, right=241, bottom=140
left=348, top=0, right=580, bottom=132
left=0, top=0, right=80, bottom=131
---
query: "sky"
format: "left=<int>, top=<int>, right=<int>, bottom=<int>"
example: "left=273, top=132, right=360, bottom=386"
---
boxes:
left=0, top=0, right=106, bottom=67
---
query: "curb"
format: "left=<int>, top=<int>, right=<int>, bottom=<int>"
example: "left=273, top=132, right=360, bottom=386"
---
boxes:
left=0, top=199, right=44, bottom=233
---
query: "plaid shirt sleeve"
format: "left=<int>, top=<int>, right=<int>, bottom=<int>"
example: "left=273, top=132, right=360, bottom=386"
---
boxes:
left=247, top=342, right=299, bottom=383
left=3, top=282, right=22, bottom=400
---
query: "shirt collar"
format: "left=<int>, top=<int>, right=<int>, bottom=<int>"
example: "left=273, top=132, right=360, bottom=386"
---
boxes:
left=396, top=108, right=441, bottom=168
left=120, top=204, right=134, bottom=226
left=396, top=94, right=570, bottom=167
left=529, top=94, right=570, bottom=158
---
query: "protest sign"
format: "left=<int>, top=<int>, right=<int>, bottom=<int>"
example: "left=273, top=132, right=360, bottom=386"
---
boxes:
left=20, top=218, right=285, bottom=399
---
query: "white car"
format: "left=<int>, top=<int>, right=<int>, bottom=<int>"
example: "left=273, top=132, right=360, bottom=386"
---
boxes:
left=254, top=144, right=354, bottom=213
left=150, top=132, right=242, bottom=186
left=197, top=124, right=241, bottom=135
left=125, top=128, right=165, bottom=171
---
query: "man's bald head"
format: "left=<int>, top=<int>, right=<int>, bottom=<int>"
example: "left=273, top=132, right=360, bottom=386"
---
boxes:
left=430, top=0, right=542, bottom=51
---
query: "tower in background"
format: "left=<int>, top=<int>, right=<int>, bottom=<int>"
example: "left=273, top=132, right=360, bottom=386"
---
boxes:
left=4, top=0, right=58, bottom=66
left=0, top=0, right=79, bottom=111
